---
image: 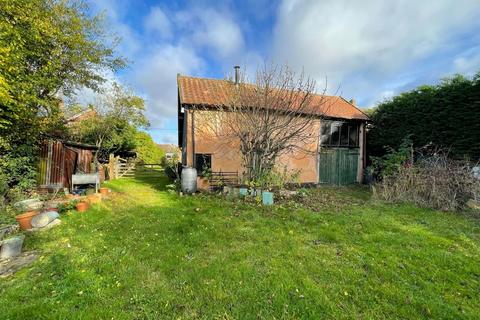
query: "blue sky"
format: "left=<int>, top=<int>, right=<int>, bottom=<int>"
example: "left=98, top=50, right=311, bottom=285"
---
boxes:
left=83, top=0, right=480, bottom=144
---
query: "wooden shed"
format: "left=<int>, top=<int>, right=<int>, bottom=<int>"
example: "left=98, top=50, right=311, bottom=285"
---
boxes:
left=38, top=140, right=100, bottom=191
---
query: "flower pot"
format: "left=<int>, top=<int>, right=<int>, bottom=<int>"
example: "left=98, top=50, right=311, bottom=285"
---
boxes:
left=99, top=187, right=109, bottom=196
left=239, top=187, right=248, bottom=197
left=44, top=207, right=58, bottom=212
left=76, top=202, right=89, bottom=212
left=15, top=211, right=39, bottom=230
left=0, top=235, right=25, bottom=259
left=86, top=194, right=101, bottom=204
left=262, top=191, right=274, bottom=205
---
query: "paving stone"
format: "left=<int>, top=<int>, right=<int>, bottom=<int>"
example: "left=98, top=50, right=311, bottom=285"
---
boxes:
left=0, top=251, right=38, bottom=278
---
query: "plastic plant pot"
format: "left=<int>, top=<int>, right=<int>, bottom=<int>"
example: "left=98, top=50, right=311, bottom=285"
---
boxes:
left=15, top=211, right=39, bottom=230
left=262, top=191, right=274, bottom=205
left=239, top=187, right=248, bottom=197
left=99, top=187, right=109, bottom=195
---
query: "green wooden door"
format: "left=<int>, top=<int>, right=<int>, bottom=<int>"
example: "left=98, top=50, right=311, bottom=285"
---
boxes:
left=319, top=148, right=359, bottom=185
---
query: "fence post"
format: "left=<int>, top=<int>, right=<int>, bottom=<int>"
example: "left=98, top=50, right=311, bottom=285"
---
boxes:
left=115, top=156, right=119, bottom=179
left=108, top=154, right=114, bottom=180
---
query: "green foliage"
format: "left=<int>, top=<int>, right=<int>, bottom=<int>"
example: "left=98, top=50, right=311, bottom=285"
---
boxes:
left=245, top=166, right=301, bottom=191
left=0, top=172, right=7, bottom=209
left=161, top=152, right=181, bottom=182
left=371, top=137, right=413, bottom=178
left=0, top=0, right=124, bottom=129
left=134, top=131, right=164, bottom=164
left=0, top=0, right=124, bottom=201
left=369, top=72, right=480, bottom=161
left=57, top=200, right=77, bottom=214
left=0, top=138, right=38, bottom=204
left=69, top=84, right=148, bottom=160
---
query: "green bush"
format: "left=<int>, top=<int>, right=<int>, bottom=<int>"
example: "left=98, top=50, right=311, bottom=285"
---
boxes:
left=0, top=141, right=38, bottom=204
left=245, top=166, right=301, bottom=191
left=371, top=137, right=413, bottom=178
left=369, top=72, right=480, bottom=161
left=134, top=131, right=164, bottom=164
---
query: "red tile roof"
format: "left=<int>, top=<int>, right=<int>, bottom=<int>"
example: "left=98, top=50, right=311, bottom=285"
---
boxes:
left=177, top=75, right=369, bottom=121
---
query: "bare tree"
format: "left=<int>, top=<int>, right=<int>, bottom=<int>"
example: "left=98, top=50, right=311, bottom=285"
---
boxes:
left=197, top=65, right=330, bottom=182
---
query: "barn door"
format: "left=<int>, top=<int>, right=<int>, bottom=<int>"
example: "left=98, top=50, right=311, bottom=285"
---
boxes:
left=319, top=148, right=359, bottom=185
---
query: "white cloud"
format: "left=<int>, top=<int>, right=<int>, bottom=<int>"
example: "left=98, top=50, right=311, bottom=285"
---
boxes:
left=77, top=3, right=239, bottom=143
left=452, top=46, right=480, bottom=76
left=175, top=9, right=245, bottom=59
left=144, top=7, right=172, bottom=39
left=134, top=45, right=204, bottom=125
left=160, top=133, right=177, bottom=144
left=69, top=68, right=119, bottom=107
left=90, top=0, right=141, bottom=60
left=273, top=0, right=480, bottom=105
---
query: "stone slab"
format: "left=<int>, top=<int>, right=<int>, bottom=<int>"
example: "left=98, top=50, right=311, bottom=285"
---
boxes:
left=0, top=251, right=38, bottom=278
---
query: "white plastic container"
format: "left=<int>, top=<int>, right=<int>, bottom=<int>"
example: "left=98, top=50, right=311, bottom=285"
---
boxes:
left=181, top=167, right=197, bottom=194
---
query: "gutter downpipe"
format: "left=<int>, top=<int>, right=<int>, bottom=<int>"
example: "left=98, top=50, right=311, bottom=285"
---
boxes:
left=191, top=109, right=195, bottom=168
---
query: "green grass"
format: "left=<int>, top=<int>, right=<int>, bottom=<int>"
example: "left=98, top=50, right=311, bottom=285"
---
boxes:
left=1, top=177, right=479, bottom=319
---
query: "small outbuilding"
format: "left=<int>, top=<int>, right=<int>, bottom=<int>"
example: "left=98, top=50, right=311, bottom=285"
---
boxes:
left=38, top=139, right=102, bottom=191
left=177, top=73, right=370, bottom=186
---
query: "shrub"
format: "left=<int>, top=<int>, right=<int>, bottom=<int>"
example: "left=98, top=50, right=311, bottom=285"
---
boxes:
left=244, top=166, right=301, bottom=191
left=0, top=173, right=7, bottom=209
left=375, top=154, right=479, bottom=211
left=0, top=142, right=38, bottom=204
left=371, top=137, right=413, bottom=179
left=161, top=153, right=182, bottom=192
left=368, top=72, right=480, bottom=162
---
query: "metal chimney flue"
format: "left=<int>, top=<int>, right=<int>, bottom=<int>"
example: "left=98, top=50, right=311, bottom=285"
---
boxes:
left=234, top=66, right=240, bottom=85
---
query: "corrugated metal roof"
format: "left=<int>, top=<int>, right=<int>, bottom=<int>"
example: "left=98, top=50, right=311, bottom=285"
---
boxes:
left=178, top=75, right=369, bottom=121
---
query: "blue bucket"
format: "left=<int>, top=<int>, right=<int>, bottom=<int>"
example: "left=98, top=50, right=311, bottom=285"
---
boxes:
left=262, top=191, right=274, bottom=205
left=239, top=187, right=248, bottom=196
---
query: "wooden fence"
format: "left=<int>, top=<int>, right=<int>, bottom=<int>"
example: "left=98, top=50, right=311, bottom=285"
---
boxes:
left=107, top=155, right=163, bottom=180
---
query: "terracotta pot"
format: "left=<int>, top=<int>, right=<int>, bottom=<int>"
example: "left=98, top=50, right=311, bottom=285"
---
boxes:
left=76, top=201, right=89, bottom=212
left=15, top=210, right=39, bottom=230
left=87, top=194, right=101, bottom=204
left=99, top=187, right=109, bottom=196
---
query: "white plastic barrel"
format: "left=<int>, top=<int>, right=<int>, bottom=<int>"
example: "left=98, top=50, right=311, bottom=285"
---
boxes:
left=181, top=167, right=197, bottom=194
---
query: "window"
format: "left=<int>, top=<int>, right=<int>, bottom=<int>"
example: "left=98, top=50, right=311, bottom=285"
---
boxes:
left=195, top=154, right=212, bottom=175
left=320, top=121, right=359, bottom=147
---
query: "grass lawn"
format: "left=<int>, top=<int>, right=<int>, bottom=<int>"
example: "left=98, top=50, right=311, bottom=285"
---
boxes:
left=1, top=177, right=479, bottom=319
